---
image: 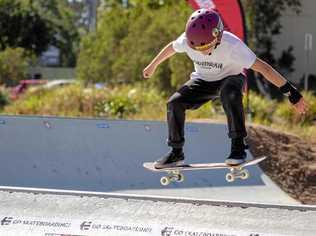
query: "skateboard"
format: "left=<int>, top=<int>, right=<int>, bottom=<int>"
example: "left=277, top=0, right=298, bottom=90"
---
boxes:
left=143, top=156, right=267, bottom=186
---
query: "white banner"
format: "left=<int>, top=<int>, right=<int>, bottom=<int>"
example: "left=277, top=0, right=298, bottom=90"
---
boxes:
left=0, top=215, right=289, bottom=236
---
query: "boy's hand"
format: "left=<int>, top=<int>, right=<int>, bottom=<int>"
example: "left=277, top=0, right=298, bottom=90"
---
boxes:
left=143, top=64, right=157, bottom=79
left=293, top=97, right=309, bottom=115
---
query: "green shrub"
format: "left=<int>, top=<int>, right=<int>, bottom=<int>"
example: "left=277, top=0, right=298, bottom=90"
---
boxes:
left=186, top=102, right=216, bottom=120
left=95, top=96, right=138, bottom=119
left=0, top=47, right=31, bottom=86
left=3, top=83, right=161, bottom=119
left=274, top=91, right=316, bottom=126
left=4, top=84, right=85, bottom=116
left=0, top=87, right=9, bottom=110
left=94, top=84, right=165, bottom=119
left=244, top=91, right=277, bottom=125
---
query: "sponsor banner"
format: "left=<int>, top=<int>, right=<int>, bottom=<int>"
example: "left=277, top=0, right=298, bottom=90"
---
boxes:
left=157, top=226, right=286, bottom=236
left=0, top=216, right=156, bottom=236
left=0, top=215, right=286, bottom=236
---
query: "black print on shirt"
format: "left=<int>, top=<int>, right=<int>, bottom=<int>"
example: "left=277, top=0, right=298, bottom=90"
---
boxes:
left=193, top=60, right=223, bottom=70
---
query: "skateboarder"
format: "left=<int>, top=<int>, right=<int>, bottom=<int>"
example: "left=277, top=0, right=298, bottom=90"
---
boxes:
left=143, top=9, right=309, bottom=168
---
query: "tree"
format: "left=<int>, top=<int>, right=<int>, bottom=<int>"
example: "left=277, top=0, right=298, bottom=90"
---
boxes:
left=77, top=0, right=192, bottom=91
left=26, top=0, right=84, bottom=66
left=0, top=0, right=81, bottom=66
left=77, top=3, right=131, bottom=84
left=0, top=0, right=54, bottom=55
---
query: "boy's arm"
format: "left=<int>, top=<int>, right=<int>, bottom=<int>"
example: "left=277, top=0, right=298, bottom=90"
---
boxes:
left=143, top=42, right=176, bottom=78
left=251, top=58, right=288, bottom=87
left=251, top=58, right=309, bottom=114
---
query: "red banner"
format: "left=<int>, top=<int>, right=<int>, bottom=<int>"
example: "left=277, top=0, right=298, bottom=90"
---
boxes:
left=186, top=0, right=246, bottom=42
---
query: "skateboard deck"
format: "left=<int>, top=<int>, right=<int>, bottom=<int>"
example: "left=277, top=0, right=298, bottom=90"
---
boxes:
left=143, top=156, right=267, bottom=185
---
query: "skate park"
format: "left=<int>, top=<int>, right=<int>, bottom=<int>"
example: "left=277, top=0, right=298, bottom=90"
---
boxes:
left=0, top=115, right=315, bottom=236
left=1, top=0, right=316, bottom=234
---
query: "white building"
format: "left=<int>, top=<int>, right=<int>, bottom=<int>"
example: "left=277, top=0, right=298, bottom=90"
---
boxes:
left=274, top=0, right=315, bottom=87
left=39, top=46, right=60, bottom=66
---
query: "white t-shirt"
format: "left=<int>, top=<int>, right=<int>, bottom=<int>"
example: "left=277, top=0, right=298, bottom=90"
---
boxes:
left=172, top=31, right=256, bottom=82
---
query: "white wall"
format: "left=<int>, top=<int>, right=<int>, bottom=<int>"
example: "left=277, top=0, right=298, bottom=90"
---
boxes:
left=274, top=0, right=316, bottom=84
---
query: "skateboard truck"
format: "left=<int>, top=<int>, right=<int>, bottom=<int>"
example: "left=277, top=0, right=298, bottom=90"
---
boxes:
left=160, top=170, right=185, bottom=186
left=225, top=166, right=250, bottom=182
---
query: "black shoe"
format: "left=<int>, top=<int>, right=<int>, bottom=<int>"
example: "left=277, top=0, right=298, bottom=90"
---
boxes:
left=225, top=150, right=247, bottom=165
left=154, top=150, right=185, bottom=169
left=225, top=138, right=248, bottom=165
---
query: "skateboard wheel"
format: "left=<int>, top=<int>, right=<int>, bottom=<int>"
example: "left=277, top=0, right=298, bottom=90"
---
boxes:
left=176, top=173, right=185, bottom=182
left=226, top=173, right=235, bottom=182
left=240, top=169, right=249, bottom=180
left=160, top=176, right=170, bottom=186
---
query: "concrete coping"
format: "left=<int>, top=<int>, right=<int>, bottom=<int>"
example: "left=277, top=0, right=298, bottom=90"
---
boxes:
left=0, top=186, right=315, bottom=212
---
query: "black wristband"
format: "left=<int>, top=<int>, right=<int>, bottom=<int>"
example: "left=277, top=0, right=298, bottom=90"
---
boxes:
left=279, top=81, right=302, bottom=104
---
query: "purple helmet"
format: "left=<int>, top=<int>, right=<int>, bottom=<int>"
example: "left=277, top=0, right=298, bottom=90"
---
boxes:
left=185, top=9, right=224, bottom=51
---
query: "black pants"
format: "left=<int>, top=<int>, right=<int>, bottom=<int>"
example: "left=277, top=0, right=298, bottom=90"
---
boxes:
left=167, top=74, right=247, bottom=148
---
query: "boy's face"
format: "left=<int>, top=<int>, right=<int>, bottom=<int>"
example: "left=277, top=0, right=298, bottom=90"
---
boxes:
left=194, top=38, right=219, bottom=55
left=200, top=45, right=216, bottom=55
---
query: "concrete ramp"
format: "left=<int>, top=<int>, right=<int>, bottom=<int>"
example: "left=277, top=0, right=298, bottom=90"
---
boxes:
left=0, top=191, right=315, bottom=236
left=0, top=115, right=297, bottom=204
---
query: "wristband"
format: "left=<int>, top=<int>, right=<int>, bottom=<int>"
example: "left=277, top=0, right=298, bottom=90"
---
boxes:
left=279, top=81, right=302, bottom=104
